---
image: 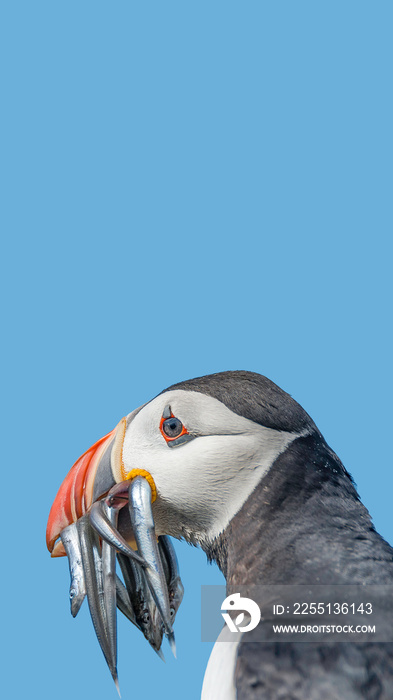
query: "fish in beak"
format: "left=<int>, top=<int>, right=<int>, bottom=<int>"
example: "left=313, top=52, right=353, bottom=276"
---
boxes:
left=46, top=411, right=182, bottom=691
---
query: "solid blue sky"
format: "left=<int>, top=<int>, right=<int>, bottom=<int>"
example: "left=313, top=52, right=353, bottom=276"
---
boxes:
left=1, top=2, right=392, bottom=699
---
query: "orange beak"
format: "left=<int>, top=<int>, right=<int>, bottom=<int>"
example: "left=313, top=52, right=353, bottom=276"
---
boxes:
left=46, top=428, right=116, bottom=556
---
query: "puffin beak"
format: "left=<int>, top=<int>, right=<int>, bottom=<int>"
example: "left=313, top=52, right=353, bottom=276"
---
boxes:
left=46, top=428, right=117, bottom=556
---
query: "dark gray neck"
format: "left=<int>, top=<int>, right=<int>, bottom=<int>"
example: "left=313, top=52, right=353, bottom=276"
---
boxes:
left=204, top=435, right=393, bottom=590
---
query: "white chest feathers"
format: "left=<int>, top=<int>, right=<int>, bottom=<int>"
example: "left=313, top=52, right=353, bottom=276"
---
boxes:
left=201, top=626, right=242, bottom=700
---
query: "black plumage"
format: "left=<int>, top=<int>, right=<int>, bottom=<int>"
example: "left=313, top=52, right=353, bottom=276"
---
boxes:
left=166, top=371, right=393, bottom=699
left=215, top=434, right=393, bottom=698
left=164, top=370, right=316, bottom=434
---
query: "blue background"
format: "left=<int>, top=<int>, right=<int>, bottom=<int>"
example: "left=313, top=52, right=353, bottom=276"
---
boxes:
left=1, top=2, right=392, bottom=699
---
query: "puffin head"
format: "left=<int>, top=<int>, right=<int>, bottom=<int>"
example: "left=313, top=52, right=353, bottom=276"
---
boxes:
left=118, top=371, right=317, bottom=548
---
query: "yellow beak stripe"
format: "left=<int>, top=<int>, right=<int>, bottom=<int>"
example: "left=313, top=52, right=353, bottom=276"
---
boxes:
left=125, top=469, right=157, bottom=503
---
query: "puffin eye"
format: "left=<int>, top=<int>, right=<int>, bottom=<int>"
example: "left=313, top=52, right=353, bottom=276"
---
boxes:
left=162, top=417, right=183, bottom=438
left=159, top=405, right=193, bottom=447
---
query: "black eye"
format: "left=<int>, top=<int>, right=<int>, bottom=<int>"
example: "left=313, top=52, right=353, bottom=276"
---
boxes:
left=162, top=417, right=183, bottom=438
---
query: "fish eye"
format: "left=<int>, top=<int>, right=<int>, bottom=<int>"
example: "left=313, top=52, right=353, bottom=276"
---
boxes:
left=142, top=611, right=150, bottom=624
left=70, top=587, right=77, bottom=599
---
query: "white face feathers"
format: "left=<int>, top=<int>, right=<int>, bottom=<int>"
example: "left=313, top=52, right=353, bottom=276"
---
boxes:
left=121, top=390, right=308, bottom=544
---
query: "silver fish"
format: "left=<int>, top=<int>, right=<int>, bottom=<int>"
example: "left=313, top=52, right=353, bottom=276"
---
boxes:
left=158, top=536, right=184, bottom=624
left=77, top=515, right=120, bottom=694
left=89, top=500, right=146, bottom=565
left=104, top=480, right=165, bottom=654
left=60, top=522, right=86, bottom=618
left=128, top=477, right=176, bottom=656
left=117, top=552, right=165, bottom=659
left=101, top=504, right=118, bottom=668
left=115, top=574, right=138, bottom=628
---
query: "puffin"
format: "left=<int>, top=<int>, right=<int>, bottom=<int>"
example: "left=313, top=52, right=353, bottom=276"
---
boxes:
left=47, top=370, right=393, bottom=699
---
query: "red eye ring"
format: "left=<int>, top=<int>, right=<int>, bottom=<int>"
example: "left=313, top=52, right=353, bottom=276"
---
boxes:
left=159, top=412, right=189, bottom=443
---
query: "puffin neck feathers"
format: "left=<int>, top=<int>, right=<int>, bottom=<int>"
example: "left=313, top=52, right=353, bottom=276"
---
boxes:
left=203, top=433, right=393, bottom=588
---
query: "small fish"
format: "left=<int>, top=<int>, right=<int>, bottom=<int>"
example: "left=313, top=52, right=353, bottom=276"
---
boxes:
left=115, top=574, right=138, bottom=628
left=101, top=504, right=118, bottom=667
left=77, top=515, right=120, bottom=693
left=117, top=552, right=164, bottom=658
left=60, top=522, right=86, bottom=618
left=89, top=500, right=146, bottom=565
left=128, top=477, right=176, bottom=656
left=158, top=536, right=184, bottom=624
